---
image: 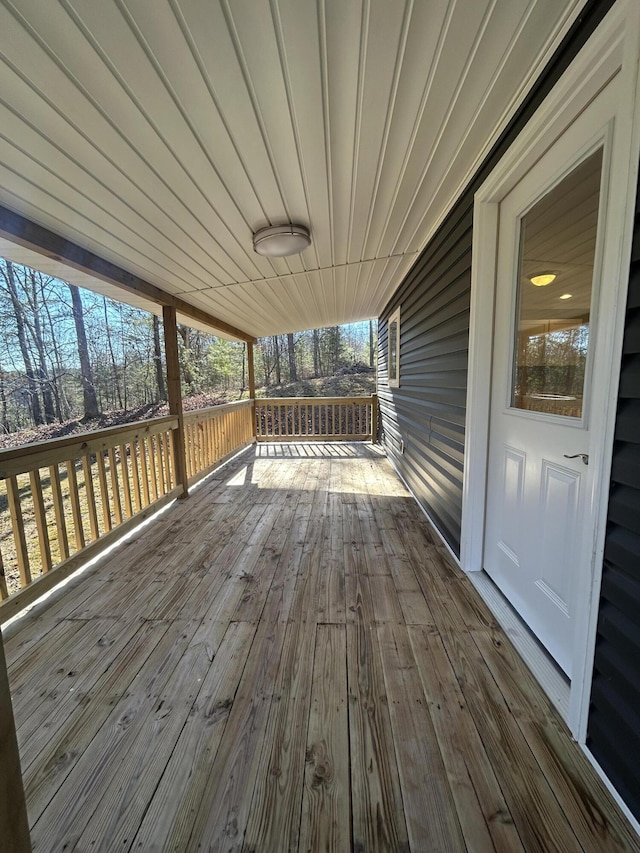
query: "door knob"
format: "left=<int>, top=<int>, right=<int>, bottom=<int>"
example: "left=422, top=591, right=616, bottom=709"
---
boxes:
left=564, top=453, right=589, bottom=465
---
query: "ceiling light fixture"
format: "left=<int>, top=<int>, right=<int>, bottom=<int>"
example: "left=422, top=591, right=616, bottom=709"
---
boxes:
left=530, top=273, right=557, bottom=287
left=252, top=224, right=311, bottom=257
left=559, top=293, right=573, bottom=300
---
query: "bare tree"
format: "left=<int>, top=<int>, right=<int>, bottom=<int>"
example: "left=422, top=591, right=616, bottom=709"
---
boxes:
left=0, top=260, right=44, bottom=425
left=22, top=270, right=56, bottom=423
left=103, top=297, right=123, bottom=409
left=0, top=372, right=9, bottom=433
left=369, top=320, right=375, bottom=368
left=272, top=336, right=281, bottom=384
left=313, top=329, right=320, bottom=377
left=152, top=315, right=166, bottom=401
left=287, top=333, right=297, bottom=382
left=42, top=296, right=72, bottom=421
left=69, top=284, right=99, bottom=418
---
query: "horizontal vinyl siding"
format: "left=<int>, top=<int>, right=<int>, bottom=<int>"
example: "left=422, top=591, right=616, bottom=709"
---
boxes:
left=378, top=203, right=470, bottom=553
left=378, top=0, right=616, bottom=557
left=588, top=167, right=640, bottom=823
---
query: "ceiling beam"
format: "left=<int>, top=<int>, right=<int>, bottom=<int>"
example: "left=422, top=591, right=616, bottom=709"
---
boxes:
left=0, top=204, right=255, bottom=342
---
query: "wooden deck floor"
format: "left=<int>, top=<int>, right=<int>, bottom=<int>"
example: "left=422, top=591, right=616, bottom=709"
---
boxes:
left=4, top=443, right=639, bottom=852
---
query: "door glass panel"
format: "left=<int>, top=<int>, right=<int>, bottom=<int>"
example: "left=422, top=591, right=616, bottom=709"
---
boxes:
left=511, top=149, right=603, bottom=418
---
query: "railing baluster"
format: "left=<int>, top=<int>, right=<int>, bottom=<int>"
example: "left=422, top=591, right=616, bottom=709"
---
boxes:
left=65, top=459, right=85, bottom=550
left=182, top=424, right=189, bottom=479
left=82, top=455, right=100, bottom=541
left=0, top=548, right=8, bottom=600
left=7, top=474, right=31, bottom=587
left=130, top=440, right=142, bottom=514
left=138, top=439, right=150, bottom=508
left=108, top=447, right=123, bottom=525
left=155, top=435, right=164, bottom=495
left=165, top=430, right=174, bottom=489
left=96, top=451, right=112, bottom=532
left=210, top=418, right=217, bottom=464
left=203, top=420, right=211, bottom=467
left=148, top=437, right=159, bottom=502
left=156, top=434, right=167, bottom=495
left=211, top=417, right=217, bottom=462
left=183, top=424, right=190, bottom=479
left=119, top=444, right=133, bottom=520
left=254, top=397, right=374, bottom=441
left=29, top=469, right=52, bottom=572
left=187, top=423, right=195, bottom=479
left=139, top=438, right=151, bottom=508
left=49, top=464, right=70, bottom=562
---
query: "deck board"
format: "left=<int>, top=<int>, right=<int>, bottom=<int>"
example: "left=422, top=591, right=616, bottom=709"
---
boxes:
left=299, top=624, right=350, bottom=853
left=4, top=443, right=639, bottom=852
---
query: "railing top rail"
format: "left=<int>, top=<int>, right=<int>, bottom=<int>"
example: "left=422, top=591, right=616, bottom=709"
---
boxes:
left=257, top=395, right=375, bottom=405
left=0, top=415, right=179, bottom=479
left=183, top=399, right=252, bottom=422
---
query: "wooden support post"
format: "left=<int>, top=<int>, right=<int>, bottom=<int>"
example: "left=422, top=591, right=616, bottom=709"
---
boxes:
left=163, top=306, right=189, bottom=499
left=371, top=393, right=378, bottom=444
left=247, top=341, right=257, bottom=438
left=0, top=633, right=32, bottom=852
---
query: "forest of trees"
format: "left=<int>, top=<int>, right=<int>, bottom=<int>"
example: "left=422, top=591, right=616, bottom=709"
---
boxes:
left=0, top=259, right=377, bottom=436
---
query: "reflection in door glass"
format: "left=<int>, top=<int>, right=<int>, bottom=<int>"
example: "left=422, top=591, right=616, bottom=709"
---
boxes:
left=511, top=149, right=603, bottom=418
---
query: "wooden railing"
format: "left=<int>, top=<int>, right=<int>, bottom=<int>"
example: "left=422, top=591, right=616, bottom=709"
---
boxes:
left=255, top=395, right=377, bottom=442
left=183, top=400, right=254, bottom=484
left=0, top=395, right=374, bottom=616
left=0, top=402, right=255, bottom=619
left=0, top=416, right=179, bottom=617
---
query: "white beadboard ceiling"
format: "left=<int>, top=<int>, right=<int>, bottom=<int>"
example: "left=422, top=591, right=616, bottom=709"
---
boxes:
left=0, top=0, right=586, bottom=339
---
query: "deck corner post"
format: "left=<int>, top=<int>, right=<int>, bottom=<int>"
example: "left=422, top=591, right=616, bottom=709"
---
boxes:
left=0, top=633, right=32, bottom=852
left=247, top=341, right=257, bottom=439
left=162, top=305, right=189, bottom=499
left=371, top=393, right=378, bottom=443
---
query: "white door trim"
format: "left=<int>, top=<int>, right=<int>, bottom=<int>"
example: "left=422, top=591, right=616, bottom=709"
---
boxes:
left=461, top=0, right=640, bottom=740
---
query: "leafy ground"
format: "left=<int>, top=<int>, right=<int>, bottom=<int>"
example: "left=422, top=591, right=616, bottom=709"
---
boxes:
left=0, top=372, right=376, bottom=450
left=257, top=369, right=376, bottom=399
left=0, top=392, right=227, bottom=451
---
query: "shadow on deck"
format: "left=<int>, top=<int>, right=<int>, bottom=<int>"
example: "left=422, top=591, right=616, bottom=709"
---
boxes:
left=4, top=443, right=638, bottom=852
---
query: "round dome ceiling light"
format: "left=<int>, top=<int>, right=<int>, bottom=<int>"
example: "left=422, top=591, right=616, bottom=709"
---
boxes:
left=530, top=273, right=557, bottom=287
left=252, top=224, right=311, bottom=257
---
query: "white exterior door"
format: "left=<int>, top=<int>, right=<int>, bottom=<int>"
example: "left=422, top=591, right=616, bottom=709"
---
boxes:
left=484, top=130, right=607, bottom=677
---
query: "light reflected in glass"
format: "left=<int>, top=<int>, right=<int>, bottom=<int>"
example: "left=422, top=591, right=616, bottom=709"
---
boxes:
left=511, top=149, right=603, bottom=418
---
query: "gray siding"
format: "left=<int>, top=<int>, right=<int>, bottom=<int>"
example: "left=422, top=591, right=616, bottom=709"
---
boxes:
left=378, top=0, right=615, bottom=556
left=588, top=165, right=640, bottom=823
left=378, top=202, right=471, bottom=552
